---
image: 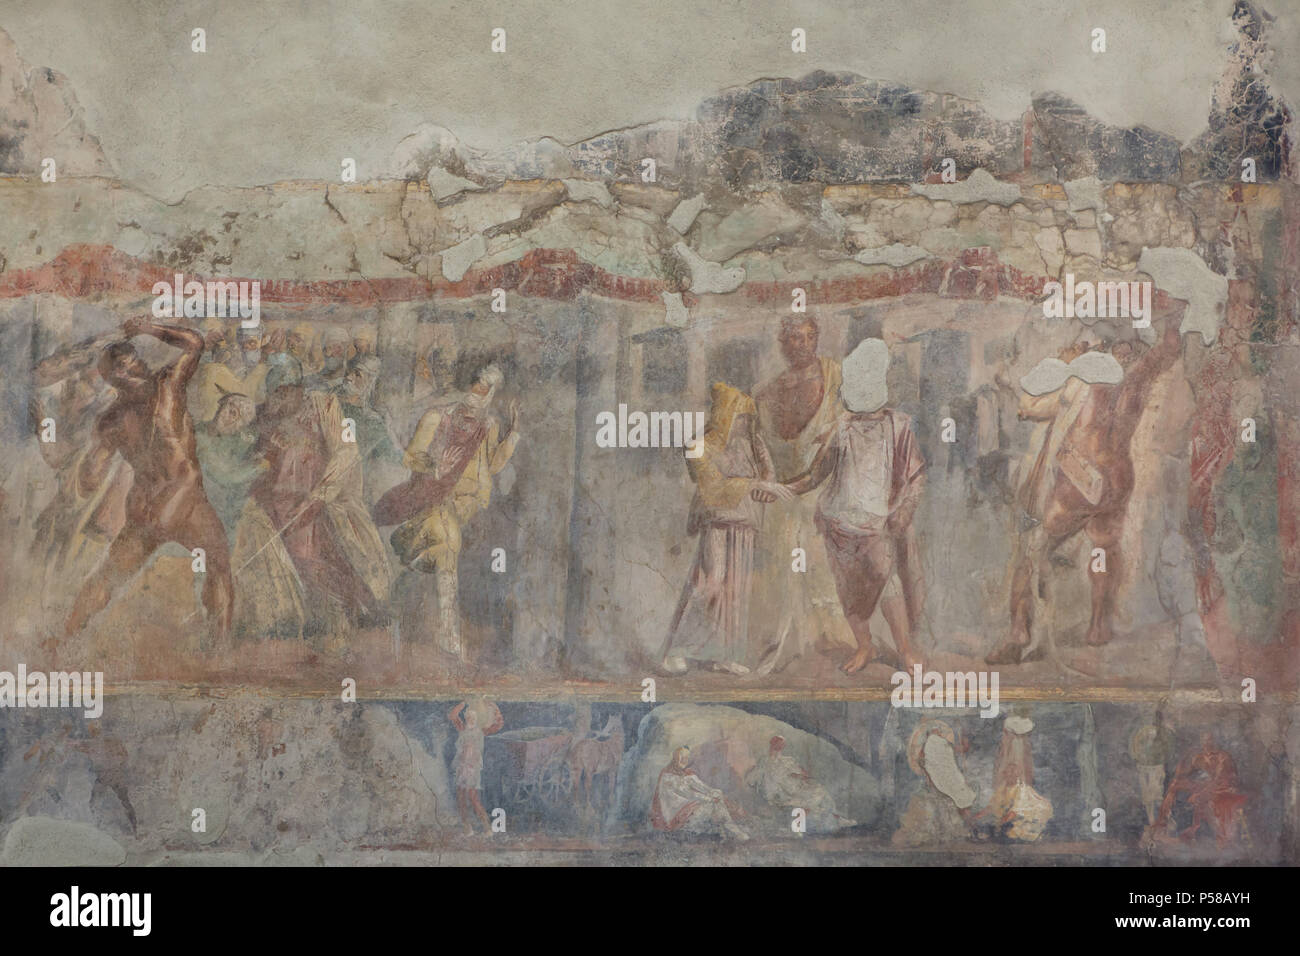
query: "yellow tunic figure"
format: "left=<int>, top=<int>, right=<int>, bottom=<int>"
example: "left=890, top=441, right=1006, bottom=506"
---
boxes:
left=387, top=365, right=520, bottom=659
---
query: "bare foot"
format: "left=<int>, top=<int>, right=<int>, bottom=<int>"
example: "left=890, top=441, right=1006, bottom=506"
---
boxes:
left=715, top=660, right=751, bottom=676
left=985, top=640, right=1025, bottom=666
left=661, top=656, right=688, bottom=675
left=1017, top=644, right=1046, bottom=664
left=1085, top=624, right=1113, bottom=647
left=841, top=647, right=877, bottom=674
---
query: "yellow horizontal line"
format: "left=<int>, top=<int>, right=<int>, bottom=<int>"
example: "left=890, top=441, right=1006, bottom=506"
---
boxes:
left=83, top=681, right=1283, bottom=705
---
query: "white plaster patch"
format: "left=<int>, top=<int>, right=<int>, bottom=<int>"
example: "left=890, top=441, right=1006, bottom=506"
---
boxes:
left=485, top=136, right=576, bottom=181
left=389, top=123, right=468, bottom=180
left=841, top=338, right=890, bottom=413
left=910, top=168, right=1021, bottom=206
left=667, top=194, right=706, bottom=234
left=1, top=816, right=127, bottom=866
left=1020, top=351, right=1124, bottom=395
left=672, top=241, right=745, bottom=294
left=440, top=232, right=488, bottom=281
left=817, top=198, right=847, bottom=241
left=562, top=178, right=614, bottom=209
left=853, top=243, right=930, bottom=267
left=1137, top=246, right=1228, bottom=344
left=427, top=166, right=482, bottom=201
left=696, top=195, right=806, bottom=261
left=662, top=290, right=690, bottom=327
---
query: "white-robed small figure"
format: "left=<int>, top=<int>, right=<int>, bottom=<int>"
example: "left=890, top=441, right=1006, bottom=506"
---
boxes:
left=448, top=699, right=504, bottom=836
left=650, top=746, right=749, bottom=841
left=745, top=734, right=856, bottom=832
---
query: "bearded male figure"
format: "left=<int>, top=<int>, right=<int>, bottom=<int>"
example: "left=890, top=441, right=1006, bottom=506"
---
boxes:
left=65, top=318, right=233, bottom=642
left=752, top=315, right=855, bottom=673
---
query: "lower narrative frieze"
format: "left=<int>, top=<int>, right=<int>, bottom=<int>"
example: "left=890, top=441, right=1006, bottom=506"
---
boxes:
left=0, top=696, right=1288, bottom=864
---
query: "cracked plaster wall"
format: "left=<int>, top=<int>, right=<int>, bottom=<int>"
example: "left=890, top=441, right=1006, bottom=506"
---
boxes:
left=4, top=0, right=1300, bottom=200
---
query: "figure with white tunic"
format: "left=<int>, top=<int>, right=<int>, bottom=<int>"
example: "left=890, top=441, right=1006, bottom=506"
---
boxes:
left=448, top=699, right=504, bottom=836
left=785, top=339, right=927, bottom=673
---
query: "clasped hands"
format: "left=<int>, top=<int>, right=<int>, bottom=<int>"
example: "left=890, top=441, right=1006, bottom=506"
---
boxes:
left=751, top=481, right=794, bottom=504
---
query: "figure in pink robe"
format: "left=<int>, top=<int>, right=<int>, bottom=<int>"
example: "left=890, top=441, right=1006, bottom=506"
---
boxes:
left=237, top=384, right=392, bottom=639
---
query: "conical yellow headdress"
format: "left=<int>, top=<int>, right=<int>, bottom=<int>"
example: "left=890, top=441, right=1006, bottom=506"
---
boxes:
left=705, top=381, right=756, bottom=447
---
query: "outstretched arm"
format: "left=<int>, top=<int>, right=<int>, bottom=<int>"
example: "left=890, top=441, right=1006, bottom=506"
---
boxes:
left=750, top=432, right=779, bottom=502
left=448, top=701, right=466, bottom=731
left=487, top=416, right=521, bottom=476
left=1115, top=319, right=1183, bottom=421
left=1017, top=389, right=1066, bottom=422
left=123, top=317, right=206, bottom=388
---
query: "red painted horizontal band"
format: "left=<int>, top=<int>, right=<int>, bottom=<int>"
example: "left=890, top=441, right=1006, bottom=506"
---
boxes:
left=0, top=242, right=1163, bottom=311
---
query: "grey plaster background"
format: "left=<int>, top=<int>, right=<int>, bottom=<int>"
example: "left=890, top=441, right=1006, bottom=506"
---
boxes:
left=5, top=0, right=1298, bottom=200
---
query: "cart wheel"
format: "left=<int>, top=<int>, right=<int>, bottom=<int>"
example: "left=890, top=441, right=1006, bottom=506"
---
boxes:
left=539, top=756, right=572, bottom=804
